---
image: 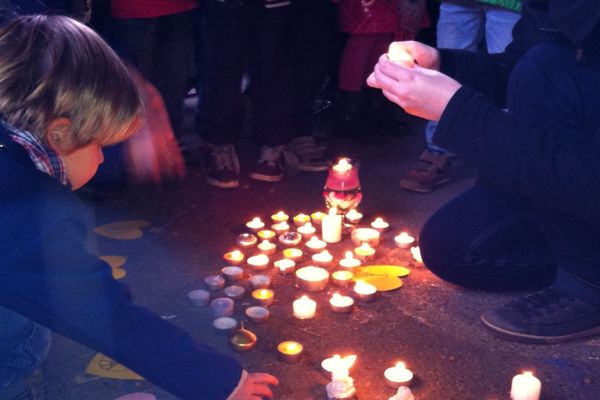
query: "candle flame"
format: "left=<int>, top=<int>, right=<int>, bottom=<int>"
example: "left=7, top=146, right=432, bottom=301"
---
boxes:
left=395, top=361, right=406, bottom=370
left=328, top=207, right=338, bottom=216
left=344, top=251, right=354, bottom=259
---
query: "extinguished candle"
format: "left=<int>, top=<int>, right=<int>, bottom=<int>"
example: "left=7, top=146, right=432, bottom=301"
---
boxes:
left=252, top=288, right=274, bottom=306
left=322, top=207, right=342, bottom=243
left=312, top=250, right=334, bottom=268
left=339, top=251, right=361, bottom=271
left=370, top=217, right=390, bottom=232
left=293, top=295, right=317, bottom=319
left=329, top=293, right=354, bottom=313
left=223, top=285, right=246, bottom=300
left=247, top=254, right=270, bottom=271
left=204, top=275, right=225, bottom=291
left=223, top=250, right=245, bottom=265
left=306, top=236, right=327, bottom=253
left=271, top=211, right=289, bottom=223
left=221, top=266, right=244, bottom=282
left=246, top=306, right=270, bottom=323
left=384, top=361, right=414, bottom=388
left=279, top=232, right=302, bottom=247
left=249, top=274, right=271, bottom=290
left=511, top=371, right=541, bottom=400
left=210, top=297, right=234, bottom=317
left=394, top=232, right=415, bottom=249
left=246, top=217, right=265, bottom=232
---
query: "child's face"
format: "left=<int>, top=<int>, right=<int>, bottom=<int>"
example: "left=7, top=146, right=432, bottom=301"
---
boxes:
left=60, top=143, right=104, bottom=190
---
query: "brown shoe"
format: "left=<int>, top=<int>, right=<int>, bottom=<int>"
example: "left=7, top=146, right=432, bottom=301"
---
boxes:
left=399, top=150, right=454, bottom=193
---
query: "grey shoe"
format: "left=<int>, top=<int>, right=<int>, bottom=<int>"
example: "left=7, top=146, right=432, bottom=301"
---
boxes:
left=399, top=149, right=454, bottom=193
left=250, top=145, right=285, bottom=182
left=285, top=136, right=330, bottom=172
left=204, top=144, right=240, bottom=189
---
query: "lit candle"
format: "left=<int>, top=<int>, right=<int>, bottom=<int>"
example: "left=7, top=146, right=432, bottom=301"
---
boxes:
left=306, top=236, right=327, bottom=253
left=339, top=251, right=361, bottom=271
left=252, top=288, right=274, bottom=307
left=345, top=209, right=363, bottom=224
left=221, top=266, right=244, bottom=282
left=311, top=211, right=326, bottom=226
left=213, top=316, right=238, bottom=335
left=245, top=217, right=265, bottom=232
left=326, top=369, right=356, bottom=400
left=223, top=285, right=246, bottom=300
left=249, top=274, right=271, bottom=290
left=293, top=295, right=317, bottom=319
left=384, top=361, right=414, bottom=388
left=394, top=232, right=415, bottom=249
left=332, top=270, right=354, bottom=287
left=333, top=158, right=352, bottom=174
left=247, top=254, right=270, bottom=271
left=312, top=250, right=334, bottom=268
left=271, top=211, right=289, bottom=223
left=204, top=275, right=225, bottom=291
left=296, top=266, right=330, bottom=292
left=329, top=293, right=354, bottom=313
left=322, top=207, right=342, bottom=243
left=257, top=240, right=277, bottom=255
left=223, top=250, right=244, bottom=265
left=410, top=246, right=423, bottom=264
left=277, top=341, right=304, bottom=363
left=293, top=213, right=311, bottom=226
left=274, top=258, right=296, bottom=274
left=245, top=306, right=270, bottom=323
left=354, top=280, right=377, bottom=302
left=370, top=217, right=390, bottom=232
left=236, top=233, right=257, bottom=249
left=388, top=387, right=415, bottom=400
left=283, top=247, right=303, bottom=262
left=210, top=297, right=234, bottom=317
left=511, top=371, right=541, bottom=400
left=279, top=231, right=302, bottom=247
left=257, top=229, right=276, bottom=241
left=188, top=289, right=210, bottom=307
left=351, top=227, right=381, bottom=247
left=354, top=242, right=375, bottom=262
left=321, top=354, right=357, bottom=377
left=297, top=222, right=317, bottom=239
left=387, top=42, right=414, bottom=65
left=272, top=221, right=290, bottom=235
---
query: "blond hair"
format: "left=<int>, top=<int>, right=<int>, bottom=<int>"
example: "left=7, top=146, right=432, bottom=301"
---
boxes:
left=0, top=15, right=141, bottom=152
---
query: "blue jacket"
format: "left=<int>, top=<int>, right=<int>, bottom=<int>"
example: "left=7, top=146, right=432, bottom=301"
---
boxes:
left=0, top=124, right=242, bottom=399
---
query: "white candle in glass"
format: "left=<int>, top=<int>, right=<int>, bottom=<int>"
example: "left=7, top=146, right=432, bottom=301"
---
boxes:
left=293, top=295, right=317, bottom=319
left=510, top=371, right=541, bottom=400
left=322, top=207, right=342, bottom=243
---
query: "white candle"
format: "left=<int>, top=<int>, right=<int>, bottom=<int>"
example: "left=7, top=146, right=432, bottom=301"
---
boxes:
left=354, top=242, right=375, bottom=262
left=329, top=292, right=354, bottom=313
left=188, top=289, right=210, bottom=307
left=283, top=247, right=303, bottom=262
left=296, top=266, right=330, bottom=292
left=272, top=221, right=290, bottom=235
left=271, top=210, right=289, bottom=223
left=247, top=254, right=270, bottom=271
left=297, top=222, right=317, bottom=239
left=306, top=236, right=327, bottom=253
left=204, top=275, right=225, bottom=291
left=354, top=280, right=377, bottom=302
left=322, top=207, right=342, bottom=243
left=245, top=306, right=270, bottom=323
left=384, top=361, right=414, bottom=388
left=223, top=285, right=245, bottom=300
left=257, top=240, right=277, bottom=255
left=351, top=227, right=381, bottom=247
left=293, top=295, right=317, bottom=319
left=245, top=217, right=265, bottom=232
left=279, top=231, right=302, bottom=247
left=410, top=246, right=423, bottom=264
left=321, top=354, right=357, bottom=376
left=213, top=316, right=238, bottom=334
left=339, top=251, right=361, bottom=271
left=236, top=233, right=257, bottom=249
left=312, top=250, right=334, bottom=268
left=345, top=209, right=363, bottom=224
left=210, top=297, right=234, bottom=317
left=371, top=217, right=390, bottom=232
left=274, top=258, right=296, bottom=274
left=511, top=371, right=541, bottom=400
left=394, top=232, right=415, bottom=249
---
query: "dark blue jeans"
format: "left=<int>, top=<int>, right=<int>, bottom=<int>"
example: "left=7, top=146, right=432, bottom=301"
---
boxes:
left=421, top=43, right=600, bottom=305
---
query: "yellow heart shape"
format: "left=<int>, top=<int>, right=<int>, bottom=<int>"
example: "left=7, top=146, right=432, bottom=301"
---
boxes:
left=358, top=275, right=403, bottom=291
left=94, top=220, right=150, bottom=240
left=99, top=255, right=127, bottom=269
left=359, top=265, right=410, bottom=277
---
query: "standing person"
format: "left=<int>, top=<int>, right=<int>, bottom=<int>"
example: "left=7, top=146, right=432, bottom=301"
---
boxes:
left=399, top=0, right=521, bottom=193
left=0, top=15, right=277, bottom=400
left=368, top=0, right=600, bottom=343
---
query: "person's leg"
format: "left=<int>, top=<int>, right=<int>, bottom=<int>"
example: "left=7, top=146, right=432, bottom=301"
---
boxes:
left=0, top=307, right=51, bottom=400
left=113, top=17, right=158, bottom=85
left=483, top=5, right=521, bottom=54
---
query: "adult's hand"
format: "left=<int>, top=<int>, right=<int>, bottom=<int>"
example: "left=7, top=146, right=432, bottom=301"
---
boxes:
left=367, top=54, right=462, bottom=121
left=229, top=373, right=279, bottom=400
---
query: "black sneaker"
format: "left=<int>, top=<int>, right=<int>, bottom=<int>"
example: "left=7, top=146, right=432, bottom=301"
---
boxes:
left=481, top=288, right=600, bottom=344
left=204, top=144, right=240, bottom=189
left=249, top=145, right=285, bottom=182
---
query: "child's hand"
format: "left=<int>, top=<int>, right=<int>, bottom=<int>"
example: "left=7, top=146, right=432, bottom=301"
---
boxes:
left=229, top=373, right=279, bottom=400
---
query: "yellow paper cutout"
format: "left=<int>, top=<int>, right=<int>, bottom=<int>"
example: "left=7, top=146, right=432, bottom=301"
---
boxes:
left=94, top=220, right=150, bottom=240
left=359, top=265, right=410, bottom=277
left=86, top=353, right=144, bottom=381
left=359, top=275, right=403, bottom=291
left=112, top=268, right=127, bottom=280
left=100, top=256, right=127, bottom=269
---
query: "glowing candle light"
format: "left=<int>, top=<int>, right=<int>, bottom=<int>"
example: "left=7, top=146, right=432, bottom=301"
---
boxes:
left=306, top=236, right=327, bottom=253
left=297, top=222, right=317, bottom=239
left=296, top=266, right=330, bottom=292
left=312, top=250, right=334, bottom=268
left=394, top=232, right=415, bottom=249
left=274, top=258, right=296, bottom=274
left=293, top=213, right=311, bottom=226
left=332, top=270, right=354, bottom=287
left=271, top=211, right=289, bottom=223
left=326, top=369, right=356, bottom=400
left=333, top=158, right=352, bottom=174
left=321, top=354, right=357, bottom=377
left=370, top=217, right=390, bottom=232
left=354, top=280, right=376, bottom=302
left=384, top=361, right=414, bottom=388
left=351, top=227, right=380, bottom=247
left=257, top=229, right=276, bottom=240
left=329, top=292, right=354, bottom=313
left=257, top=239, right=277, bottom=255
left=223, top=249, right=244, bottom=265
left=247, top=254, right=270, bottom=271
left=272, top=221, right=290, bottom=235
left=277, top=341, right=304, bottom=363
left=339, top=251, right=361, bottom=271
left=311, top=211, right=326, bottom=226
left=283, top=247, right=304, bottom=262
left=252, top=288, right=274, bottom=307
left=322, top=207, right=342, bottom=243
left=245, top=217, right=265, bottom=232
left=388, top=42, right=414, bottom=65
left=511, top=371, right=541, bottom=400
left=345, top=208, right=363, bottom=224
left=293, top=295, right=317, bottom=319
left=354, top=242, right=375, bottom=262
left=236, top=233, right=257, bottom=249
left=188, top=289, right=210, bottom=307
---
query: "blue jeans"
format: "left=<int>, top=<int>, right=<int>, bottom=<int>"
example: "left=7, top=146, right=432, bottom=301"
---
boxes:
left=421, top=43, right=600, bottom=305
left=426, top=1, right=521, bottom=153
left=0, top=307, right=51, bottom=398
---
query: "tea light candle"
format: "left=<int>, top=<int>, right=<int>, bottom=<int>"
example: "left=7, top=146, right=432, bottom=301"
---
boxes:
left=213, top=316, right=238, bottom=335
left=345, top=209, right=363, bottom=224
left=329, top=293, right=354, bottom=313
left=247, top=254, right=270, bottom=271
left=236, top=233, right=257, bottom=249
left=312, top=250, right=334, bottom=268
left=511, top=371, right=541, bottom=400
left=351, top=227, right=381, bottom=247
left=272, top=221, right=290, bottom=235
left=394, top=232, right=416, bottom=249
left=297, top=222, right=317, bottom=239
left=204, top=275, right=225, bottom=291
left=293, top=213, right=311, bottom=226
left=388, top=42, right=414, bottom=65
left=283, top=247, right=304, bottom=262
left=279, top=232, right=302, bottom=247
left=210, top=297, right=235, bottom=317
left=277, top=341, right=304, bottom=363
left=257, top=229, right=276, bottom=241
left=322, top=207, right=342, bottom=243
left=321, top=354, right=357, bottom=377
left=249, top=274, right=271, bottom=290
left=293, top=295, right=317, bottom=319
left=245, top=306, right=270, bottom=323
left=221, top=266, right=244, bottom=282
left=333, top=157, right=352, bottom=173
left=371, top=217, right=390, bottom=232
left=271, top=211, right=289, bottom=223
left=339, top=251, right=361, bottom=271
left=310, top=211, right=326, bottom=225
left=332, top=270, right=354, bottom=287
left=246, top=217, right=265, bottom=232
left=354, top=280, right=377, bottom=302
left=188, top=289, right=210, bottom=307
left=223, top=250, right=244, bottom=265
left=306, top=236, right=327, bottom=253
left=252, top=289, right=275, bottom=306
left=274, top=258, right=296, bottom=274
left=354, top=243, right=375, bottom=262
left=410, top=246, right=423, bottom=264
left=296, top=266, right=330, bottom=292
left=223, top=285, right=246, bottom=300
left=257, top=240, right=277, bottom=255
left=384, top=362, right=414, bottom=388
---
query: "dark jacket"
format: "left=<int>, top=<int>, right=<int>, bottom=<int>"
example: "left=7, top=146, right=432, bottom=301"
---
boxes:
left=0, top=124, right=242, bottom=399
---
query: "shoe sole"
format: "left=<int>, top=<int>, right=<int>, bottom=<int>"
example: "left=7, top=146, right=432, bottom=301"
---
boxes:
left=205, top=177, right=240, bottom=189
left=399, top=176, right=451, bottom=194
left=249, top=172, right=283, bottom=182
left=295, top=164, right=329, bottom=172
left=480, top=314, right=600, bottom=344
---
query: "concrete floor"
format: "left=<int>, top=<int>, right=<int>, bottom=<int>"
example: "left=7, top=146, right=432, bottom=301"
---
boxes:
left=40, top=105, right=600, bottom=400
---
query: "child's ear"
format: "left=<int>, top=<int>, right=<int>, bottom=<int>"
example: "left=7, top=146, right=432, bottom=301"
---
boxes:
left=45, top=118, right=72, bottom=155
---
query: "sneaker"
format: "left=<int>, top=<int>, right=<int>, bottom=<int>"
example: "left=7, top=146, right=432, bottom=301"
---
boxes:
left=399, top=149, right=454, bottom=193
left=249, top=145, right=285, bottom=182
left=481, top=288, right=600, bottom=344
left=285, top=136, right=330, bottom=172
left=204, top=144, right=240, bottom=189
